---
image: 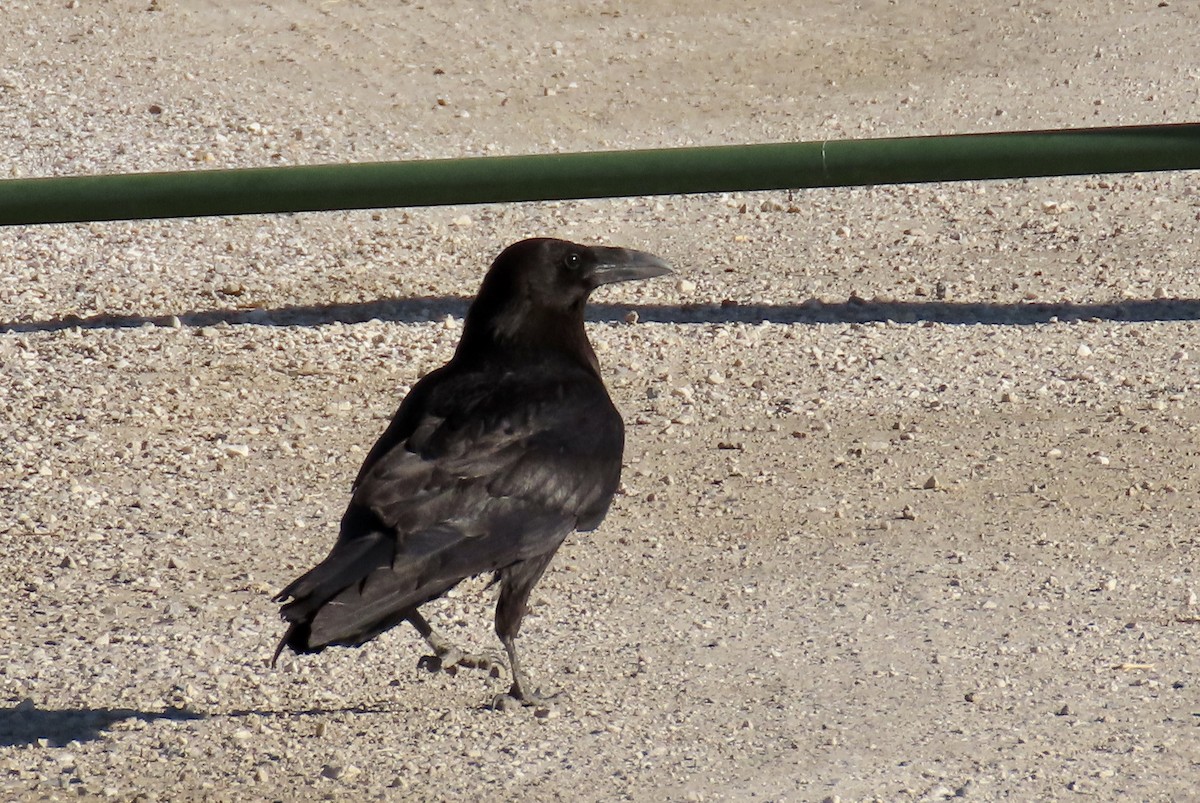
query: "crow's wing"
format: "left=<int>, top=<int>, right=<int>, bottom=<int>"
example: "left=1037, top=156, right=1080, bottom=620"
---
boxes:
left=275, top=361, right=623, bottom=650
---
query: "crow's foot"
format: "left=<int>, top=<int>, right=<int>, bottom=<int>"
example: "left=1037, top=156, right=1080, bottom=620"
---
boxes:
left=416, top=640, right=504, bottom=678
left=490, top=684, right=560, bottom=711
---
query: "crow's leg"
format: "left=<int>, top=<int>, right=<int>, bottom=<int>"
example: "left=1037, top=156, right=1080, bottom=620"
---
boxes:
left=495, top=632, right=557, bottom=707
left=490, top=551, right=563, bottom=708
left=406, top=610, right=503, bottom=677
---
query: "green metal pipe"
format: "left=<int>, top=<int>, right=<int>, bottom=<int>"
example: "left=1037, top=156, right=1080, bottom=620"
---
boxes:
left=1, top=124, right=1197, bottom=226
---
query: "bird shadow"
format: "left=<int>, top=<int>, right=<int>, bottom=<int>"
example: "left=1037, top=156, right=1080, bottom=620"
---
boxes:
left=4, top=295, right=1200, bottom=334
left=0, top=700, right=204, bottom=747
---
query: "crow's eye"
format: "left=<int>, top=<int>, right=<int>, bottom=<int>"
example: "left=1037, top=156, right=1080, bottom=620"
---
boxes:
left=564, top=252, right=582, bottom=270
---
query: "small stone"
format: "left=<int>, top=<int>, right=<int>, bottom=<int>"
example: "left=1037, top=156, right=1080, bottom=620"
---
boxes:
left=1046, top=448, right=1063, bottom=459
left=923, top=475, right=941, bottom=490
left=676, top=278, right=697, bottom=294
left=624, top=310, right=639, bottom=324
left=1056, top=703, right=1072, bottom=716
left=319, top=763, right=361, bottom=781
left=223, top=443, right=250, bottom=457
left=1076, top=343, right=1093, bottom=358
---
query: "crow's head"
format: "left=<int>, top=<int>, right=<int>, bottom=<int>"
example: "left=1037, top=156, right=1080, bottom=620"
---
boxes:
left=462, top=238, right=671, bottom=358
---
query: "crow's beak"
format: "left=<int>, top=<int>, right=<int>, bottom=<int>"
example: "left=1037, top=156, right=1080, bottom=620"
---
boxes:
left=589, top=246, right=673, bottom=286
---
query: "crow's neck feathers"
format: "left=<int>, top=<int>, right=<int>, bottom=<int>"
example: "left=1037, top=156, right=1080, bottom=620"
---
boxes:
left=456, top=266, right=601, bottom=376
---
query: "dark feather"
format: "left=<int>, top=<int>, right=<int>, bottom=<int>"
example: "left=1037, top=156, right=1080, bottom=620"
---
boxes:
left=271, top=238, right=670, bottom=701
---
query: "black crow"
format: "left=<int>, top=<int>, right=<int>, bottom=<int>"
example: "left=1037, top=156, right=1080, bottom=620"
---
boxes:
left=272, top=237, right=671, bottom=706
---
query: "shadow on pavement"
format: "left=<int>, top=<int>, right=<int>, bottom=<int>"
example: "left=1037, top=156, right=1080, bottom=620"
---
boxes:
left=5, top=296, right=1200, bottom=335
left=0, top=699, right=204, bottom=747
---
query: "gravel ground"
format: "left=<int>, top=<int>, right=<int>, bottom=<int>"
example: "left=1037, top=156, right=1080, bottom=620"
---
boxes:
left=2, top=2, right=1199, bottom=801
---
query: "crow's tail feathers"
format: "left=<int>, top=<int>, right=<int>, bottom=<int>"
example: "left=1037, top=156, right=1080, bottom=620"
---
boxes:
left=269, top=526, right=491, bottom=664
left=270, top=531, right=400, bottom=661
left=270, top=509, right=573, bottom=665
left=270, top=621, right=313, bottom=668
